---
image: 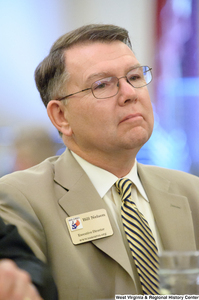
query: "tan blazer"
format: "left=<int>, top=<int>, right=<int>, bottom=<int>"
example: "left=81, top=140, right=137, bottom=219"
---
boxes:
left=0, top=149, right=199, bottom=300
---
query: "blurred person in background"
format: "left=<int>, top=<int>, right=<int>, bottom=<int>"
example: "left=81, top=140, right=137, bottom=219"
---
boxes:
left=0, top=24, right=199, bottom=299
left=13, top=127, right=62, bottom=171
left=0, top=127, right=63, bottom=177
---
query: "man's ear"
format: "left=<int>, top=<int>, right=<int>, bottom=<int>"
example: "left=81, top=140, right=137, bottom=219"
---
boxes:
left=47, top=100, right=72, bottom=136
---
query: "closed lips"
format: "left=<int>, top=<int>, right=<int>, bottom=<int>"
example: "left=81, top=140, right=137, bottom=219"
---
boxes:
left=120, top=113, right=143, bottom=123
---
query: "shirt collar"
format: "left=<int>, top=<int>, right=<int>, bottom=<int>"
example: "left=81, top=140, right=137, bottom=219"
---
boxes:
left=71, top=151, right=148, bottom=201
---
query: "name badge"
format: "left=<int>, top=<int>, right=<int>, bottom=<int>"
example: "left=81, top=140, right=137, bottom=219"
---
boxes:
left=66, top=209, right=113, bottom=245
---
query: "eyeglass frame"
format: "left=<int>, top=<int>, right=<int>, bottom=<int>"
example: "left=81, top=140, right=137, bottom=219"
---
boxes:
left=55, top=65, right=152, bottom=101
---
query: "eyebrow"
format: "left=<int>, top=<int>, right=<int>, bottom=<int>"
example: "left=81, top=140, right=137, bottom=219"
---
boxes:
left=85, top=72, right=110, bottom=84
left=85, top=64, right=142, bottom=84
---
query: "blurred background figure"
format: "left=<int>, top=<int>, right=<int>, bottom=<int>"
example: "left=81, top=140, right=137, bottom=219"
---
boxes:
left=0, top=127, right=64, bottom=176
left=13, top=127, right=62, bottom=171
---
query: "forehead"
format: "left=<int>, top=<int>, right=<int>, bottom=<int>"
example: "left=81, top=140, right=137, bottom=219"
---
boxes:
left=64, top=41, right=139, bottom=82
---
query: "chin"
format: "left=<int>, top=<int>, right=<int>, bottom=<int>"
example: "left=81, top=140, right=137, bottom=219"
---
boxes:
left=128, top=128, right=152, bottom=146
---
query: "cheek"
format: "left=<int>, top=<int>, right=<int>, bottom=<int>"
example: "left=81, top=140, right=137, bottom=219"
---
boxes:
left=82, top=100, right=113, bottom=124
left=69, top=103, right=107, bottom=133
left=66, top=95, right=117, bottom=137
left=139, top=99, right=154, bottom=136
left=146, top=107, right=154, bottom=136
left=148, top=103, right=154, bottom=124
left=146, top=101, right=154, bottom=118
left=141, top=92, right=154, bottom=123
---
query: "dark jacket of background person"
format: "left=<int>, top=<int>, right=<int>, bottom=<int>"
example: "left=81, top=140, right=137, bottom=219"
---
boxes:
left=0, top=216, right=58, bottom=300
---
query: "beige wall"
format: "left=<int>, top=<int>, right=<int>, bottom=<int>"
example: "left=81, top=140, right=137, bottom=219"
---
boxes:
left=59, top=0, right=157, bottom=65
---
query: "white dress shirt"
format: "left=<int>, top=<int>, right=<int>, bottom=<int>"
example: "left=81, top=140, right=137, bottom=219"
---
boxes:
left=71, top=151, right=162, bottom=252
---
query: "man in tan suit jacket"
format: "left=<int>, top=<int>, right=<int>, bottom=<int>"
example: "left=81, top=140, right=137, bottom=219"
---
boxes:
left=0, top=24, right=199, bottom=299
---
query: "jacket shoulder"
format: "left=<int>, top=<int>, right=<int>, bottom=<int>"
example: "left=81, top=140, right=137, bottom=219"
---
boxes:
left=137, top=163, right=199, bottom=191
left=0, top=155, right=59, bottom=184
left=138, top=163, right=198, bottom=178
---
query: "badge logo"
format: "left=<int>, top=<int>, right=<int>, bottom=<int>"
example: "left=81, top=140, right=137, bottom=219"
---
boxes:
left=68, top=217, right=83, bottom=231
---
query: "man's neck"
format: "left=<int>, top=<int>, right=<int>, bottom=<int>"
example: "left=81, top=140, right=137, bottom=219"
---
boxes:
left=68, top=147, right=137, bottom=178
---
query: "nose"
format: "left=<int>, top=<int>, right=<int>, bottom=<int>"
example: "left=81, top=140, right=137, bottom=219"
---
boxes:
left=117, top=76, right=138, bottom=105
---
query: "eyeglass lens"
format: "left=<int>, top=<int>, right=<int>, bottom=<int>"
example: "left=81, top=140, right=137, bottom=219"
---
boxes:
left=91, top=66, right=152, bottom=99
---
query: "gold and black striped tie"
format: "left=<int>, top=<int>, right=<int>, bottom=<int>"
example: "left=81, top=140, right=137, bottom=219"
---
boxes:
left=115, top=178, right=159, bottom=294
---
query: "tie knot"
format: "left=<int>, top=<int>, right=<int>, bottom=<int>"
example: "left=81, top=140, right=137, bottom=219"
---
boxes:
left=115, top=178, right=132, bottom=200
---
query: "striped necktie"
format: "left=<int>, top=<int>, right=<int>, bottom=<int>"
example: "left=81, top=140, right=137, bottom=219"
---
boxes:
left=115, top=178, right=159, bottom=294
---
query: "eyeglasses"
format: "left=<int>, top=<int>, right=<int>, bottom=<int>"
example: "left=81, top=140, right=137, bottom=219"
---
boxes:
left=56, top=66, right=152, bottom=101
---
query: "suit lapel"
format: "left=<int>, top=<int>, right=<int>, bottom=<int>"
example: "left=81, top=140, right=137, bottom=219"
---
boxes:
left=137, top=163, right=196, bottom=251
left=54, top=149, right=135, bottom=280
